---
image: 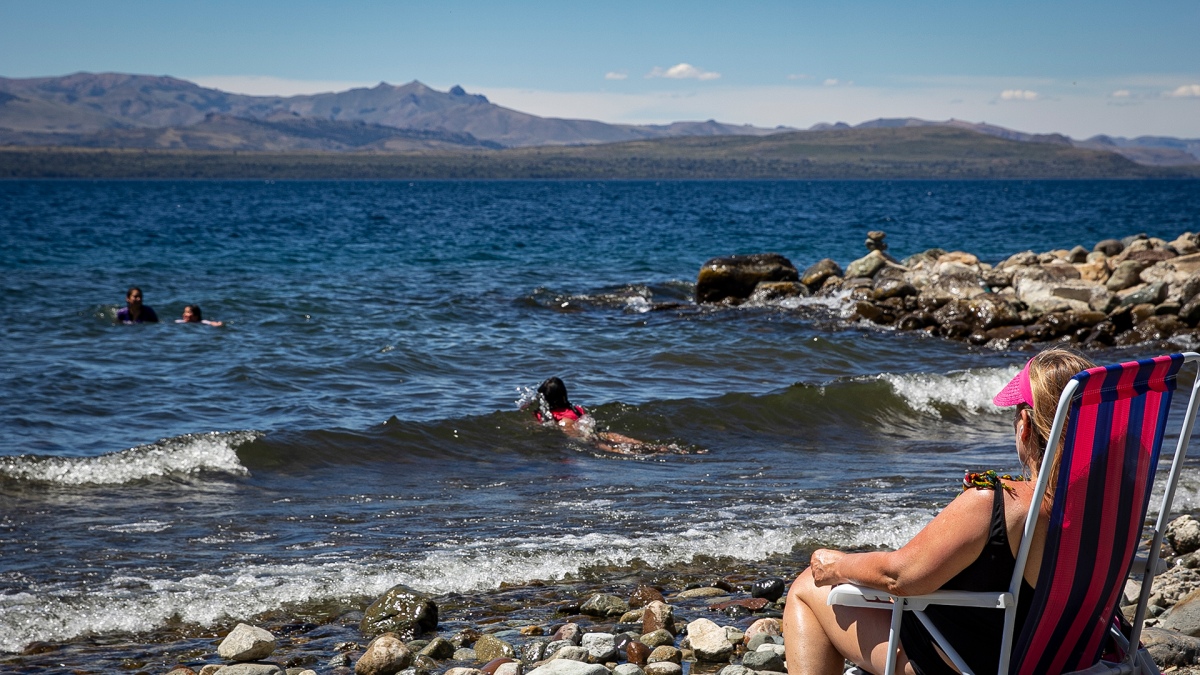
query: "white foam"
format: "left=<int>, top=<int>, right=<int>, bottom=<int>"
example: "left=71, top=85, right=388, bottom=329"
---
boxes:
left=879, top=366, right=1019, bottom=416
left=0, top=500, right=928, bottom=652
left=0, top=431, right=257, bottom=486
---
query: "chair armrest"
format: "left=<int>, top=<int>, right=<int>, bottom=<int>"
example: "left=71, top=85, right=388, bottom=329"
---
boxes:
left=827, top=583, right=1013, bottom=611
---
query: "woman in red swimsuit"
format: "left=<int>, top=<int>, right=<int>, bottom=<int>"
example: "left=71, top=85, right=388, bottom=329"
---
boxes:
left=535, top=377, right=650, bottom=454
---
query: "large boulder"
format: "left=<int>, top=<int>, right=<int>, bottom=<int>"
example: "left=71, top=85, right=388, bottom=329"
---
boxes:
left=695, top=253, right=799, bottom=304
left=800, top=258, right=842, bottom=288
left=360, top=584, right=439, bottom=639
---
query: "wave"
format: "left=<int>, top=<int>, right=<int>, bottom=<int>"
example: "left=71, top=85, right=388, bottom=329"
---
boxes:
left=0, top=431, right=257, bottom=486
left=0, top=494, right=929, bottom=653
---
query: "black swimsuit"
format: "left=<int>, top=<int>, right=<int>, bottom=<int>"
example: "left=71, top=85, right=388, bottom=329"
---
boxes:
left=900, top=486, right=1035, bottom=675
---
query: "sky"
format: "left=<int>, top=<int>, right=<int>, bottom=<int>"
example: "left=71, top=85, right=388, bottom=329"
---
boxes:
left=2, top=1, right=1198, bottom=139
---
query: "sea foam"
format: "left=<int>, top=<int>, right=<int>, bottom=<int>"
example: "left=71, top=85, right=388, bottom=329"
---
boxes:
left=0, top=431, right=257, bottom=486
left=879, top=366, right=1020, bottom=416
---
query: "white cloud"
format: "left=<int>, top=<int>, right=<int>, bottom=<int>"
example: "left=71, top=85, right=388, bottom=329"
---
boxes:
left=823, top=79, right=840, bottom=86
left=605, top=72, right=628, bottom=81
left=1167, top=84, right=1200, bottom=98
left=646, top=63, right=720, bottom=81
left=1000, top=89, right=1039, bottom=101
left=189, top=75, right=375, bottom=96
left=1110, top=90, right=1131, bottom=98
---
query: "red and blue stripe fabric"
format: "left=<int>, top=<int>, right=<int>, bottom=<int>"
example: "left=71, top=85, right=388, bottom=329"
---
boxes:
left=1011, top=354, right=1183, bottom=675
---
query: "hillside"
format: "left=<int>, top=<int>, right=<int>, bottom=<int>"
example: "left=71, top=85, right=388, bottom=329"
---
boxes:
left=0, top=73, right=783, bottom=148
left=5, top=126, right=1197, bottom=180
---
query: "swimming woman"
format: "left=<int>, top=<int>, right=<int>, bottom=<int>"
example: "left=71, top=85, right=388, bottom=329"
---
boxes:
left=782, top=347, right=1096, bottom=675
left=533, top=377, right=654, bottom=454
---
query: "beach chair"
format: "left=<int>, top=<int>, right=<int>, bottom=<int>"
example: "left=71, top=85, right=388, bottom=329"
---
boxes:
left=827, top=352, right=1200, bottom=675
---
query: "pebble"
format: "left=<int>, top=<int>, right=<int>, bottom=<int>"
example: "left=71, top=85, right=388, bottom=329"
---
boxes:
left=218, top=624, right=277, bottom=663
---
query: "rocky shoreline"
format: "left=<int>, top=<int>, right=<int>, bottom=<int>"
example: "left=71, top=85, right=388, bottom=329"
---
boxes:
left=695, top=231, right=1200, bottom=349
left=12, top=512, right=1195, bottom=675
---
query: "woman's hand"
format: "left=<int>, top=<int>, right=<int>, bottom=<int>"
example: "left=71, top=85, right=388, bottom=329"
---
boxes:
left=809, top=548, right=847, bottom=587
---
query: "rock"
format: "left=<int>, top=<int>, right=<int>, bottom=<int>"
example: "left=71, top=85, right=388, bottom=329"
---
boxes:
left=696, top=253, right=799, bottom=304
left=873, top=278, right=917, bottom=301
left=677, top=586, right=727, bottom=599
left=1170, top=516, right=1200, bottom=555
left=647, top=646, right=680, bottom=665
left=687, top=619, right=734, bottom=662
left=1106, top=260, right=1148, bottom=292
left=474, top=635, right=516, bottom=662
left=629, top=586, right=664, bottom=609
left=219, top=624, right=277, bottom=663
left=718, top=667, right=755, bottom=675
left=522, top=640, right=549, bottom=663
left=453, top=649, right=477, bottom=662
left=1073, top=260, right=1110, bottom=284
left=520, top=626, right=545, bottom=637
left=709, top=598, right=768, bottom=613
left=999, top=251, right=1039, bottom=268
left=749, top=579, right=786, bottom=602
left=452, top=629, right=482, bottom=648
left=641, top=601, right=676, bottom=635
left=865, top=230, right=888, bottom=252
left=553, top=624, right=582, bottom=645
left=743, top=618, right=783, bottom=645
left=1181, top=298, right=1200, bottom=327
left=1142, top=627, right=1200, bottom=667
left=1067, top=245, right=1089, bottom=263
left=625, top=640, right=651, bottom=666
left=481, top=658, right=517, bottom=675
left=1162, top=586, right=1200, bottom=637
left=639, top=629, right=675, bottom=649
left=418, top=637, right=455, bottom=660
left=643, top=663, right=682, bottom=675
left=749, top=281, right=808, bottom=302
left=845, top=250, right=889, bottom=279
left=214, top=665, right=285, bottom=675
left=1171, top=232, right=1200, bottom=255
left=1119, top=282, right=1169, bottom=308
left=800, top=259, right=843, bottom=288
left=445, top=669, right=486, bottom=675
left=581, top=594, right=630, bottom=617
left=200, top=666, right=224, bottom=675
left=167, top=668, right=197, bottom=675
left=741, top=650, right=785, bottom=672
left=1094, top=239, right=1125, bottom=257
left=581, top=633, right=617, bottom=663
left=546, top=646, right=589, bottom=663
left=495, top=662, right=522, bottom=675
left=360, top=585, right=438, bottom=639
left=526, top=661, right=611, bottom=675
left=355, top=633, right=413, bottom=675
left=613, top=665, right=644, bottom=675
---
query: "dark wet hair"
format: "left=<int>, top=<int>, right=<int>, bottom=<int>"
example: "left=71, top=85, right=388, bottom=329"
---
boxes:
left=538, top=377, right=573, bottom=411
left=184, top=304, right=203, bottom=322
left=126, top=286, right=143, bottom=299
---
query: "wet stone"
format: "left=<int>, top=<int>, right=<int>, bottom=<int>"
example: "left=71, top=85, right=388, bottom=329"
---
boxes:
left=629, top=586, right=665, bottom=609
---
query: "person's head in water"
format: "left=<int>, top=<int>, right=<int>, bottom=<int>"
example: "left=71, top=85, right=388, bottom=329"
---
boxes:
left=538, top=377, right=572, bottom=411
left=126, top=287, right=144, bottom=309
left=181, top=305, right=203, bottom=323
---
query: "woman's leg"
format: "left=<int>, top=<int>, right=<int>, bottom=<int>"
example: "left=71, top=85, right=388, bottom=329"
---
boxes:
left=782, top=568, right=916, bottom=675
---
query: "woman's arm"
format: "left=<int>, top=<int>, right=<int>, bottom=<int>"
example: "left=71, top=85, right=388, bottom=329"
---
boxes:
left=809, top=487, right=997, bottom=596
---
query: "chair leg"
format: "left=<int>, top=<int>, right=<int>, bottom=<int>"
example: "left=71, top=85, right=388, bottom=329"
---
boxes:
left=885, top=599, right=904, bottom=675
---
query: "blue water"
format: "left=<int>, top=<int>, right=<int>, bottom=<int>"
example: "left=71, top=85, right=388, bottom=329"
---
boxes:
left=2, top=179, right=1199, bottom=669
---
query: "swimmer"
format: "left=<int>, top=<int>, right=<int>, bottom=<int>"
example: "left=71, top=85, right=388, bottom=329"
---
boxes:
left=116, top=287, right=159, bottom=324
left=531, top=377, right=654, bottom=454
left=176, top=304, right=223, bottom=327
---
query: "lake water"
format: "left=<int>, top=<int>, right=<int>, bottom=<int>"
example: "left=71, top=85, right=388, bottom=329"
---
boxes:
left=2, top=179, right=1200, bottom=672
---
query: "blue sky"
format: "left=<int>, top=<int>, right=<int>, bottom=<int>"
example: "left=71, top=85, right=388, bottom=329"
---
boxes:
left=2, top=1, right=1198, bottom=138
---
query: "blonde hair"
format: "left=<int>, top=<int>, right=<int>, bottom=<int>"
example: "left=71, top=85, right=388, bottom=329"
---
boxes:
left=1023, top=347, right=1097, bottom=502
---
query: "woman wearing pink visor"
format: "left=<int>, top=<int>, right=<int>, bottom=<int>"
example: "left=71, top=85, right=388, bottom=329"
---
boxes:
left=783, top=347, right=1095, bottom=675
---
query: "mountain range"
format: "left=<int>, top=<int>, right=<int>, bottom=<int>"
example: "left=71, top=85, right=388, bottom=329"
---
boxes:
left=2, top=72, right=1198, bottom=167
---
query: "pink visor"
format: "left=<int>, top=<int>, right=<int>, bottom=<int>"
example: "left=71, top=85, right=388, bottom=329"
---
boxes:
left=993, top=358, right=1035, bottom=408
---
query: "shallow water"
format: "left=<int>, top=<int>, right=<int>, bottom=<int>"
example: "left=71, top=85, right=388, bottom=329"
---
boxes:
left=2, top=179, right=1200, bottom=670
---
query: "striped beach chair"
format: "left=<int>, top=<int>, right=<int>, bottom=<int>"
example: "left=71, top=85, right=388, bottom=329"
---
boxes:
left=829, top=352, right=1200, bottom=675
